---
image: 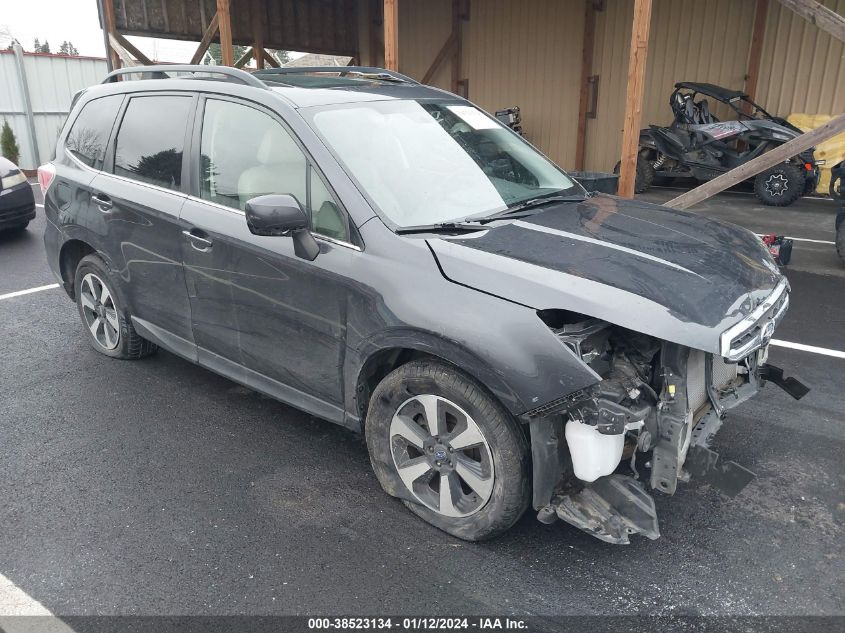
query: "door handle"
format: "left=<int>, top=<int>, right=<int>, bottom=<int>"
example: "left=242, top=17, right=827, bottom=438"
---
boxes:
left=182, top=229, right=213, bottom=251
left=91, top=192, right=112, bottom=211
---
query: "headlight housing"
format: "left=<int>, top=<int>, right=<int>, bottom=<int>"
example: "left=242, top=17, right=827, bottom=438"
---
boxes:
left=1, top=170, right=27, bottom=191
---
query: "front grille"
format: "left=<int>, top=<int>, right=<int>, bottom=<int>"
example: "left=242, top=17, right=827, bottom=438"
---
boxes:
left=687, top=352, right=740, bottom=415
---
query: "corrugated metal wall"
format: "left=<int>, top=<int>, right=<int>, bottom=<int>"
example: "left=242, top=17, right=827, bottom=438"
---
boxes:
left=0, top=51, right=107, bottom=169
left=399, top=0, right=453, bottom=88
left=755, top=0, right=845, bottom=116
left=461, top=0, right=585, bottom=168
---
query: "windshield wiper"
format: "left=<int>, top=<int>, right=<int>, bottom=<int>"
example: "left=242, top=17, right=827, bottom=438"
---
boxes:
left=395, top=221, right=487, bottom=235
left=482, top=194, right=585, bottom=221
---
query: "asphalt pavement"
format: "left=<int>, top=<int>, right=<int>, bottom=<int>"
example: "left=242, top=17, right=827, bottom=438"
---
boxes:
left=0, top=183, right=842, bottom=617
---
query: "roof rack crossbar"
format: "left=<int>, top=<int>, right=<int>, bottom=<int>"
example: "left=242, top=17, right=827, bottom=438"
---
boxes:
left=101, top=65, right=268, bottom=89
left=253, top=66, right=419, bottom=84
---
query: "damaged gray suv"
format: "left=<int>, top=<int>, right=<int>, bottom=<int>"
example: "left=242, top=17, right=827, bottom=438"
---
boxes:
left=42, top=66, right=807, bottom=544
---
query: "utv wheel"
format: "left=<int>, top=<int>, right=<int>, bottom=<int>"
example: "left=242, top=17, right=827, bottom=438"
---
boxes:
left=754, top=163, right=805, bottom=207
left=365, top=360, right=530, bottom=541
left=614, top=155, right=655, bottom=194
left=74, top=254, right=157, bottom=359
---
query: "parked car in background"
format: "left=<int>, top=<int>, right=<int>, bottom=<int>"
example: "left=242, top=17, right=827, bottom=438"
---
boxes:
left=0, top=156, right=35, bottom=232
left=42, top=65, right=807, bottom=544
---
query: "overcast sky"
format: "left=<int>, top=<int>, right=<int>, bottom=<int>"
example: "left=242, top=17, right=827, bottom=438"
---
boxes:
left=1, top=0, right=303, bottom=62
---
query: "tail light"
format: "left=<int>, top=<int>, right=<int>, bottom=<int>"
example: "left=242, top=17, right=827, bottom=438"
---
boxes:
left=37, top=163, right=56, bottom=196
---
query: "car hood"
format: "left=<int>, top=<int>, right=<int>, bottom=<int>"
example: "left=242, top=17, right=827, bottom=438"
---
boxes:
left=427, top=195, right=783, bottom=354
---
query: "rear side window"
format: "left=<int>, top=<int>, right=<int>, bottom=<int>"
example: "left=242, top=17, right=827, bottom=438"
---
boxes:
left=65, top=95, right=122, bottom=169
left=113, top=95, right=192, bottom=191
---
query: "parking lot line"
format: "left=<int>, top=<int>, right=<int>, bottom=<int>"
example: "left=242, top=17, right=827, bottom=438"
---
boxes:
left=771, top=339, right=845, bottom=360
left=0, top=572, right=76, bottom=631
left=0, top=284, right=60, bottom=301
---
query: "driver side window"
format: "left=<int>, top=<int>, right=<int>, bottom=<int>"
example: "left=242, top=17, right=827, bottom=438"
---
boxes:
left=199, top=99, right=350, bottom=242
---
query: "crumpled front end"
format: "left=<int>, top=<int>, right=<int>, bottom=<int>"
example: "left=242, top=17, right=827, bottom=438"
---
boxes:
left=529, top=281, right=807, bottom=544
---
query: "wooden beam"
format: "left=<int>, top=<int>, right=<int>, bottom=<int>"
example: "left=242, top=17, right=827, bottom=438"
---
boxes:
left=261, top=48, right=280, bottom=68
left=101, top=0, right=122, bottom=72
left=235, top=47, right=254, bottom=69
left=217, top=0, right=234, bottom=66
left=575, top=0, right=598, bottom=171
left=451, top=0, right=463, bottom=93
left=251, top=0, right=264, bottom=69
left=421, top=33, right=457, bottom=85
left=664, top=113, right=845, bottom=209
left=744, top=0, right=769, bottom=112
left=110, top=31, right=154, bottom=65
left=776, top=0, right=845, bottom=43
left=383, top=0, right=399, bottom=71
left=189, top=12, right=220, bottom=65
left=617, top=0, right=652, bottom=198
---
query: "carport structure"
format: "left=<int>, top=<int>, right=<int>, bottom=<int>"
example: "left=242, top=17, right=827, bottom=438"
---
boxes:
left=96, top=0, right=845, bottom=198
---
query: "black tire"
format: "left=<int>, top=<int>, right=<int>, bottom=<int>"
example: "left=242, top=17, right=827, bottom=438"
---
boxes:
left=613, top=154, right=655, bottom=194
left=754, top=163, right=805, bottom=207
left=836, top=219, right=845, bottom=263
left=74, top=253, right=157, bottom=359
left=365, top=360, right=530, bottom=541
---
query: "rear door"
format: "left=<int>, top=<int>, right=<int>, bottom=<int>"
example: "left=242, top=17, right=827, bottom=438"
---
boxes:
left=180, top=96, right=355, bottom=418
left=91, top=93, right=197, bottom=350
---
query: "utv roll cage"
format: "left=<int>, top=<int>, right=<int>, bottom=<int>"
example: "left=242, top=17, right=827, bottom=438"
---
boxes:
left=671, top=81, right=777, bottom=125
left=101, top=64, right=419, bottom=90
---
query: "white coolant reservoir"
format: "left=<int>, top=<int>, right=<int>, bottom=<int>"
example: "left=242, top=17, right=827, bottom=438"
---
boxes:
left=565, top=419, right=625, bottom=482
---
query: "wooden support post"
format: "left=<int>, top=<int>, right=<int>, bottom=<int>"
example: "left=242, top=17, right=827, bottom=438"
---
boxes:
left=217, top=0, right=234, bottom=66
left=664, top=113, right=845, bottom=210
left=776, top=0, right=845, bottom=43
left=235, top=47, right=254, bottom=69
left=100, top=0, right=122, bottom=72
left=261, top=49, right=280, bottom=68
left=617, top=0, right=652, bottom=199
left=110, top=31, right=154, bottom=65
left=421, top=34, right=457, bottom=85
left=451, top=0, right=463, bottom=94
left=383, top=0, right=399, bottom=71
left=190, top=12, right=220, bottom=64
left=252, top=0, right=264, bottom=69
left=575, top=0, right=598, bottom=171
left=743, top=0, right=769, bottom=115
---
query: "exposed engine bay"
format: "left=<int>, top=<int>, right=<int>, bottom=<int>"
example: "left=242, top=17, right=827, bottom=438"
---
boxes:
left=529, top=316, right=809, bottom=544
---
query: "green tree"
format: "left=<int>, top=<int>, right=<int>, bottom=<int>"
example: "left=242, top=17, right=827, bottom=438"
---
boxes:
left=32, top=38, right=40, bottom=52
left=269, top=50, right=291, bottom=65
left=1, top=120, right=21, bottom=165
left=40, top=40, right=51, bottom=53
left=59, top=41, right=79, bottom=56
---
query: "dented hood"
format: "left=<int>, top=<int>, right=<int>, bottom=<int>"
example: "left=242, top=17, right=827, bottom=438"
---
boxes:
left=427, top=195, right=783, bottom=354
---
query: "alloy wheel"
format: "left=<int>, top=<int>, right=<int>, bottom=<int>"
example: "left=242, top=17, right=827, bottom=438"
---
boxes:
left=389, top=394, right=494, bottom=518
left=765, top=173, right=789, bottom=197
left=80, top=272, right=120, bottom=350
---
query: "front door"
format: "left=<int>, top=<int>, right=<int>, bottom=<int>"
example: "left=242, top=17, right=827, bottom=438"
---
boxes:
left=181, top=97, right=357, bottom=419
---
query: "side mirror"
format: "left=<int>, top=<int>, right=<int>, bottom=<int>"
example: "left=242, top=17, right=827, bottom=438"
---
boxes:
left=244, top=194, right=319, bottom=261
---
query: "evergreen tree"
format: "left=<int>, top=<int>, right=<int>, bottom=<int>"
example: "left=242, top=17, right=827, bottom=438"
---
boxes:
left=204, top=42, right=250, bottom=65
left=33, top=38, right=40, bottom=52
left=40, top=40, right=50, bottom=53
left=1, top=120, right=21, bottom=166
left=59, top=41, right=79, bottom=56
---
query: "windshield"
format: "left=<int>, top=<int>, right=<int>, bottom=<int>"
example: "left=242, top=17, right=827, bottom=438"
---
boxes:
left=307, top=100, right=581, bottom=227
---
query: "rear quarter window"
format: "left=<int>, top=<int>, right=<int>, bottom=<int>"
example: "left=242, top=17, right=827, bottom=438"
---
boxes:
left=64, top=95, right=123, bottom=169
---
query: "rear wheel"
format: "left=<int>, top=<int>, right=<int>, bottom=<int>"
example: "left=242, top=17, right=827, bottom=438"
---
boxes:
left=754, top=163, right=805, bottom=206
left=365, top=360, right=530, bottom=541
left=74, top=254, right=157, bottom=359
left=614, top=154, right=655, bottom=194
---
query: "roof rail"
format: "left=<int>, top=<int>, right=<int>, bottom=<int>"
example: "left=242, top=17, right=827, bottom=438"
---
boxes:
left=253, top=66, right=419, bottom=85
left=101, top=65, right=268, bottom=90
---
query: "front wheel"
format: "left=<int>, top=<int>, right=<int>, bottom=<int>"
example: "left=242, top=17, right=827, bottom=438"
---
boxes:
left=365, top=360, right=530, bottom=541
left=754, top=163, right=805, bottom=206
left=614, top=154, right=655, bottom=194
